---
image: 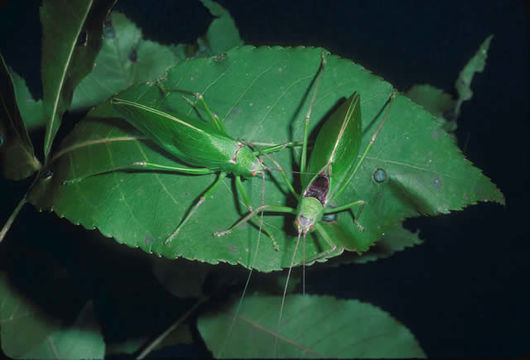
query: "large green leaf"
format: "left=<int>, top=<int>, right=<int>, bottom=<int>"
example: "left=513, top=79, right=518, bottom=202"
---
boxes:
left=197, top=294, right=426, bottom=358
left=70, top=11, right=178, bottom=111
left=0, top=274, right=105, bottom=359
left=0, top=54, right=41, bottom=180
left=41, top=0, right=116, bottom=158
left=29, top=46, right=504, bottom=272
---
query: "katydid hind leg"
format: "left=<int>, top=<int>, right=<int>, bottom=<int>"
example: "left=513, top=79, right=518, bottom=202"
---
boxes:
left=62, top=161, right=215, bottom=185
left=325, top=199, right=366, bottom=231
left=234, top=174, right=279, bottom=250
left=157, top=84, right=227, bottom=134
left=300, top=53, right=327, bottom=174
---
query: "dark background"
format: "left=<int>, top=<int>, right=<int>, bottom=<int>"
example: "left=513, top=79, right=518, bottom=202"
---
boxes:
left=0, top=0, right=529, bottom=358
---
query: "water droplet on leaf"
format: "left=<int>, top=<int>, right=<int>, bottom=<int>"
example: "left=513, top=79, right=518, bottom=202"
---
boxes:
left=373, top=168, right=387, bottom=183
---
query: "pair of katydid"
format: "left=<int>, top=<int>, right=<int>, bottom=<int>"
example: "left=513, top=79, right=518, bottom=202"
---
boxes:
left=68, top=53, right=394, bottom=350
left=71, top=54, right=393, bottom=256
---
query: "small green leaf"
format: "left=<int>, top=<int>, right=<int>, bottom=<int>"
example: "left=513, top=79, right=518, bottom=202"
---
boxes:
left=10, top=72, right=46, bottom=131
left=29, top=46, right=504, bottom=272
left=0, top=273, right=105, bottom=359
left=406, top=84, right=455, bottom=118
left=41, top=0, right=116, bottom=158
left=0, top=54, right=41, bottom=180
left=454, top=35, right=493, bottom=117
left=171, top=0, right=243, bottom=61
left=197, top=294, right=426, bottom=358
left=197, top=0, right=244, bottom=55
left=70, top=12, right=179, bottom=111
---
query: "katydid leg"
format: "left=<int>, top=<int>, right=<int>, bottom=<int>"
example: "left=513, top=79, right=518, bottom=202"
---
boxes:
left=213, top=204, right=296, bottom=237
left=234, top=175, right=278, bottom=249
left=156, top=84, right=227, bottom=134
left=165, top=172, right=228, bottom=245
left=324, top=199, right=366, bottom=231
left=300, top=53, right=326, bottom=174
left=62, top=161, right=215, bottom=184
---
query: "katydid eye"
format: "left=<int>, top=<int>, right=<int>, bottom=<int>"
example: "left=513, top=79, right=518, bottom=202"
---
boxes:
left=373, top=168, right=387, bottom=183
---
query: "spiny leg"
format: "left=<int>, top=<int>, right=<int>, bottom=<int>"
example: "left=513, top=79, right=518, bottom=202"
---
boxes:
left=251, top=140, right=305, bottom=155
left=300, top=53, right=327, bottom=174
left=165, top=172, right=228, bottom=246
left=213, top=205, right=296, bottom=237
left=155, top=84, right=227, bottom=134
left=63, top=161, right=215, bottom=185
left=234, top=175, right=279, bottom=250
left=324, top=199, right=366, bottom=231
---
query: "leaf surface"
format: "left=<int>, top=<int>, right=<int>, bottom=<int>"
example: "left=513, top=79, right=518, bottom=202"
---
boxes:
left=0, top=274, right=105, bottom=359
left=197, top=294, right=426, bottom=358
left=41, top=0, right=116, bottom=158
left=29, top=46, right=504, bottom=272
left=0, top=54, right=40, bottom=180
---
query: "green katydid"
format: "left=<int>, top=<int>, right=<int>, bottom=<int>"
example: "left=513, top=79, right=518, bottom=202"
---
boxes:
left=214, top=54, right=395, bottom=355
left=63, top=79, right=302, bottom=247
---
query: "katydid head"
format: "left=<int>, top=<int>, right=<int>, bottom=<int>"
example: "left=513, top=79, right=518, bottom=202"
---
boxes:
left=295, top=197, right=323, bottom=234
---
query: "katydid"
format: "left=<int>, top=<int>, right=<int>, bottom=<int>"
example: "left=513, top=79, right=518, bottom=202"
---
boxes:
left=215, top=54, right=396, bottom=355
left=63, top=80, right=299, bottom=247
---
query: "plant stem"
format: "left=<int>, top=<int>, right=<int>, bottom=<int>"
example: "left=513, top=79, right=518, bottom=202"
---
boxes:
left=0, top=194, right=27, bottom=243
left=136, top=297, right=206, bottom=360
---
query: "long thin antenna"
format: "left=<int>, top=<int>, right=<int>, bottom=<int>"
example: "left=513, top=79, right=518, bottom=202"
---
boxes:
left=218, top=172, right=266, bottom=357
left=273, top=231, right=302, bottom=357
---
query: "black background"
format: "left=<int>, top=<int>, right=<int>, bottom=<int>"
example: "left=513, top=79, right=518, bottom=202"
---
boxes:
left=0, top=0, right=529, bottom=358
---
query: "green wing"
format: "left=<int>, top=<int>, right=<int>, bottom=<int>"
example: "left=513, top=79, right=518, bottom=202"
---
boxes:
left=303, top=93, right=362, bottom=196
